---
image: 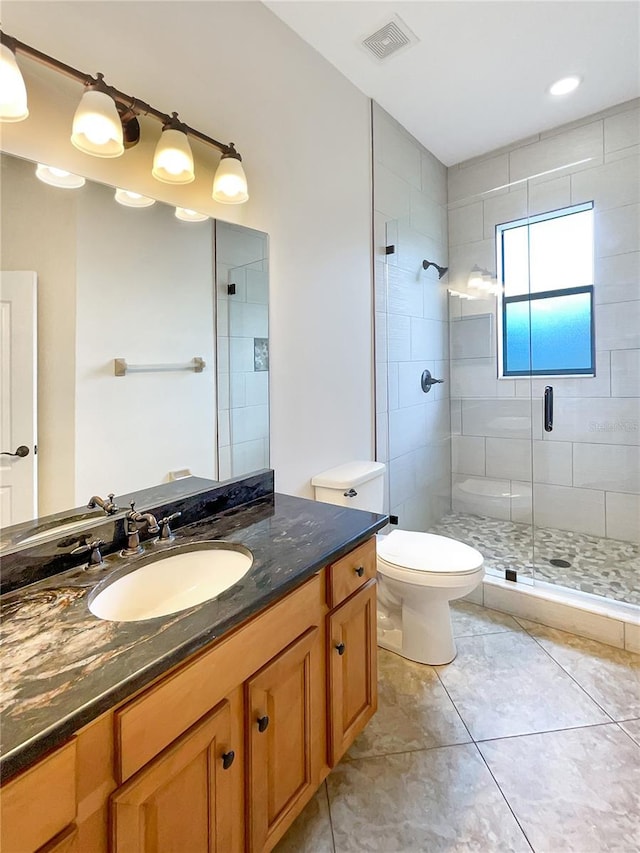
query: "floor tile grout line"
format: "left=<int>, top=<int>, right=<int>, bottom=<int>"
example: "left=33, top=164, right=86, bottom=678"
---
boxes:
left=452, top=627, right=522, bottom=640
left=474, top=718, right=623, bottom=746
left=614, top=720, right=640, bottom=749
left=345, top=740, right=475, bottom=763
left=517, top=625, right=618, bottom=722
left=322, top=779, right=338, bottom=853
left=432, top=662, right=477, bottom=744
left=472, top=741, right=537, bottom=853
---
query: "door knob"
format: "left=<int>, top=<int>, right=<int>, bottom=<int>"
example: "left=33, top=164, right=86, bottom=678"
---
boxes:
left=1, top=446, right=29, bottom=458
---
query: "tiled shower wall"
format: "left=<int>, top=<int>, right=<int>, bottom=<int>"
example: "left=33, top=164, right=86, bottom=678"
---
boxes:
left=447, top=99, right=639, bottom=543
left=373, top=103, right=451, bottom=530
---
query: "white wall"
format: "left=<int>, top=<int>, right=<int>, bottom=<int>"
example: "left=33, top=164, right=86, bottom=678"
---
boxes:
left=447, top=99, right=640, bottom=542
left=373, top=104, right=451, bottom=530
left=1, top=1, right=374, bottom=499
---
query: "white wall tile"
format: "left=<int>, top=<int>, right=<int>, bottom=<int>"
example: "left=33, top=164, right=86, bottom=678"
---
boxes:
left=375, top=112, right=422, bottom=188
left=510, top=480, right=533, bottom=524
left=229, top=337, right=254, bottom=372
left=410, top=317, right=447, bottom=361
left=574, top=444, right=640, bottom=494
left=448, top=154, right=509, bottom=203
left=595, top=252, right=640, bottom=304
left=595, top=204, right=640, bottom=257
left=462, top=398, right=542, bottom=440
left=523, top=351, right=611, bottom=398
left=229, top=372, right=245, bottom=407
left=375, top=162, right=412, bottom=219
left=486, top=437, right=532, bottom=481
left=527, top=176, right=571, bottom=216
left=396, top=218, right=447, bottom=276
left=376, top=361, right=388, bottom=415
left=605, top=492, right=640, bottom=543
left=448, top=202, right=483, bottom=246
left=398, top=361, right=430, bottom=409
left=604, top=107, right=640, bottom=153
left=217, top=444, right=231, bottom=481
left=421, top=152, right=448, bottom=205
left=422, top=279, right=449, bottom=322
left=596, top=300, right=640, bottom=351
left=451, top=358, right=501, bottom=399
left=245, top=371, right=269, bottom=406
left=389, top=452, right=417, bottom=507
left=533, top=483, right=605, bottom=536
left=230, top=404, right=269, bottom=443
left=386, top=264, right=423, bottom=317
left=451, top=434, right=485, bottom=476
left=572, top=156, right=640, bottom=211
left=483, top=189, right=528, bottom=238
left=509, top=122, right=603, bottom=183
left=376, top=413, right=389, bottom=463
left=387, top=362, right=399, bottom=410
left=532, top=440, right=573, bottom=486
left=611, top=349, right=640, bottom=397
left=451, top=398, right=462, bottom=435
left=411, top=189, right=446, bottom=243
left=483, top=581, right=625, bottom=648
left=447, top=239, right=497, bottom=289
left=245, top=269, right=268, bottom=304
left=547, top=397, right=639, bottom=446
left=228, top=301, right=268, bottom=338
left=606, top=144, right=640, bottom=164
left=231, top=438, right=268, bottom=476
left=387, top=314, right=411, bottom=362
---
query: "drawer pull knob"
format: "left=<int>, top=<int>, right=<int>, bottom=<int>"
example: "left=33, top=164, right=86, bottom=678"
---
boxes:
left=355, top=566, right=365, bottom=577
left=257, top=715, right=270, bottom=732
left=222, top=750, right=235, bottom=770
left=336, top=642, right=345, bottom=656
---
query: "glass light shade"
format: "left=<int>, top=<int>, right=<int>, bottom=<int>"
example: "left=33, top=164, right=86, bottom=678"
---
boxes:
left=467, top=265, right=485, bottom=290
left=71, top=90, right=124, bottom=157
left=115, top=188, right=156, bottom=208
left=0, top=43, right=29, bottom=122
left=36, top=164, right=85, bottom=189
left=175, top=207, right=208, bottom=222
left=152, top=129, right=195, bottom=184
left=212, top=156, right=249, bottom=204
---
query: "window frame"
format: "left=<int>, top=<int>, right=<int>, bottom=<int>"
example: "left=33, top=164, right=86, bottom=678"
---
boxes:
left=496, top=201, right=595, bottom=379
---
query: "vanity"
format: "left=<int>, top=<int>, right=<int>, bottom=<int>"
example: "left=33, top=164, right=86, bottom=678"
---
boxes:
left=0, top=472, right=386, bottom=852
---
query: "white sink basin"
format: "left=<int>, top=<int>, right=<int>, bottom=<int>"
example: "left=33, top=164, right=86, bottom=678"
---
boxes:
left=89, top=542, right=253, bottom=622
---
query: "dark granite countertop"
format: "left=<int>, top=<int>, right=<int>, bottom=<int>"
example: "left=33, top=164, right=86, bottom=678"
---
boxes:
left=0, top=492, right=386, bottom=780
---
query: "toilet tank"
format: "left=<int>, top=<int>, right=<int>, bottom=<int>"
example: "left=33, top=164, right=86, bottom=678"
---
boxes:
left=311, top=461, right=386, bottom=513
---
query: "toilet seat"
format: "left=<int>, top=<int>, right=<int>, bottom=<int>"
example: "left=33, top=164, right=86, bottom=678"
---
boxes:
left=377, top=530, right=484, bottom=588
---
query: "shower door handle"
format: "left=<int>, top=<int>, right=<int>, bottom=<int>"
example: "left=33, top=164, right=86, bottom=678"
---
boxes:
left=544, top=386, right=554, bottom=432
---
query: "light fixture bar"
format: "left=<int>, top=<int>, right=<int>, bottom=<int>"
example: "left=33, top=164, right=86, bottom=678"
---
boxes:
left=0, top=29, right=241, bottom=160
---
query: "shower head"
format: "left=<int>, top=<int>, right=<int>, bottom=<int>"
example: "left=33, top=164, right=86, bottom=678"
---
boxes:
left=422, top=259, right=448, bottom=279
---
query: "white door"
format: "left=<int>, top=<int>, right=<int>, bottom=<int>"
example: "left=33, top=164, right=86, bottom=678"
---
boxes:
left=0, top=271, right=37, bottom=526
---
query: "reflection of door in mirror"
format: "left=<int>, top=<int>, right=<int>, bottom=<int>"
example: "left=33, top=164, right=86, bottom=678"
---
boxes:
left=216, top=222, right=269, bottom=480
left=0, top=271, right=38, bottom=525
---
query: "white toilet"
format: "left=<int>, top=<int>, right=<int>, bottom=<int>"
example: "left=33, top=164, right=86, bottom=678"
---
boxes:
left=312, top=461, right=484, bottom=665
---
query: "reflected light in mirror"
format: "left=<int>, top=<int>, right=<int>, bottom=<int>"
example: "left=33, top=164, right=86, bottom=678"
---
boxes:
left=71, top=89, right=124, bottom=157
left=115, top=188, right=156, bottom=208
left=36, top=163, right=85, bottom=189
left=0, top=42, right=28, bottom=121
left=175, top=207, right=209, bottom=222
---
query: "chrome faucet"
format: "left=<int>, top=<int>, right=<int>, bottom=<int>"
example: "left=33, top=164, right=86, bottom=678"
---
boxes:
left=87, top=493, right=118, bottom=515
left=122, top=502, right=160, bottom=556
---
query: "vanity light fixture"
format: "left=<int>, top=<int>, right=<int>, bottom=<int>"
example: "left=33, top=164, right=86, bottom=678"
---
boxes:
left=175, top=207, right=209, bottom=222
left=71, top=75, right=124, bottom=158
left=467, top=265, right=487, bottom=290
left=35, top=163, right=86, bottom=188
left=0, top=41, right=28, bottom=121
left=115, top=188, right=155, bottom=208
left=0, top=29, right=249, bottom=203
left=549, top=75, right=581, bottom=96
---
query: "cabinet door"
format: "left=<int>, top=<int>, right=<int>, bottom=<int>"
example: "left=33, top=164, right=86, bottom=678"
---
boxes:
left=110, top=699, right=238, bottom=853
left=328, top=580, right=378, bottom=765
left=247, top=626, right=323, bottom=853
left=36, top=825, right=78, bottom=853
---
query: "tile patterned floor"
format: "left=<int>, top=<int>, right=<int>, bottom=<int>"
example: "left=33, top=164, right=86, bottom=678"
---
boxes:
left=275, top=602, right=640, bottom=853
left=428, top=512, right=640, bottom=606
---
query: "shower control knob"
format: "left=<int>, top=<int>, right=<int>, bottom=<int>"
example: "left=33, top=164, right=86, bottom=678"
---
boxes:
left=421, top=369, right=444, bottom=394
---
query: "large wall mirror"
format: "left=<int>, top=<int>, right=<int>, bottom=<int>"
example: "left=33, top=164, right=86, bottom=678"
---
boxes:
left=0, top=152, right=269, bottom=530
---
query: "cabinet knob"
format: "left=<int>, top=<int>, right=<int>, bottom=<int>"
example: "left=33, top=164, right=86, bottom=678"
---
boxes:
left=355, top=566, right=365, bottom=577
left=222, top=750, right=235, bottom=770
left=336, top=642, right=345, bottom=656
left=257, top=715, right=270, bottom=733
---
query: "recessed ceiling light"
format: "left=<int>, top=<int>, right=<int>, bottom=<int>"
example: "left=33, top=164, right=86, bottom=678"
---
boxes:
left=549, top=76, right=581, bottom=96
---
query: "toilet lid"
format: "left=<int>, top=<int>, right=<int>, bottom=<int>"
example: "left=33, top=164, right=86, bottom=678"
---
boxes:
left=377, top=530, right=484, bottom=575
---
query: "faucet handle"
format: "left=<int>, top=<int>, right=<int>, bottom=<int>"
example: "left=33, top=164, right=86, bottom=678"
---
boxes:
left=71, top=538, right=105, bottom=568
left=159, top=511, right=182, bottom=540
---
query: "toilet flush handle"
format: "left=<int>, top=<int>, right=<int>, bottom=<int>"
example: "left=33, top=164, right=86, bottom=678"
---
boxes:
left=344, top=488, right=357, bottom=498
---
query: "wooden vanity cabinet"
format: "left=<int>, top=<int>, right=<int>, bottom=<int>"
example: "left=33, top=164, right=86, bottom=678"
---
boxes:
left=3, top=536, right=379, bottom=853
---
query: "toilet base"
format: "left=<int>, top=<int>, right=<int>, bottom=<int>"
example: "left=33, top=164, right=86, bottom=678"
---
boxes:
left=377, top=598, right=458, bottom=666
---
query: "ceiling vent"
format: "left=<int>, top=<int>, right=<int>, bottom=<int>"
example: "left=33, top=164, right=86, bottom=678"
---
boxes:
left=361, top=15, right=418, bottom=62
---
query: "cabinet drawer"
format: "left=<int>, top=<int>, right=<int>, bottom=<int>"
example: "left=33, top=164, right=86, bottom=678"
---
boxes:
left=0, top=740, right=77, bottom=853
left=327, top=537, right=376, bottom=608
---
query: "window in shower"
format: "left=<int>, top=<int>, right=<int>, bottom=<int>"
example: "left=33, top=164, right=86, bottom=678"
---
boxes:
left=497, top=202, right=595, bottom=377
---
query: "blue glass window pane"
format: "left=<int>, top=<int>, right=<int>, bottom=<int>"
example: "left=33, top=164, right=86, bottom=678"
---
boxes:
left=504, top=290, right=593, bottom=375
